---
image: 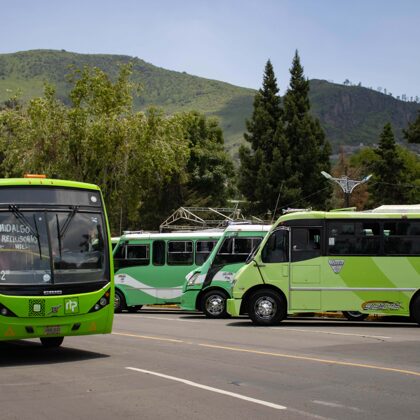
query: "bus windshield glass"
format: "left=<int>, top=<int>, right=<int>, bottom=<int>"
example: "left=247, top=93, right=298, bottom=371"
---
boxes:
left=0, top=204, right=106, bottom=286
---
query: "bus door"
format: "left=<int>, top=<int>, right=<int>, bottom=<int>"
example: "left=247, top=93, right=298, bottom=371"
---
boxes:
left=259, top=227, right=291, bottom=302
left=289, top=226, right=322, bottom=310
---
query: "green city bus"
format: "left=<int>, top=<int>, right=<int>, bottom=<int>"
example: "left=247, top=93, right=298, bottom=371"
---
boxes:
left=181, top=224, right=270, bottom=318
left=0, top=177, right=114, bottom=347
left=113, top=230, right=222, bottom=312
left=227, top=209, right=420, bottom=325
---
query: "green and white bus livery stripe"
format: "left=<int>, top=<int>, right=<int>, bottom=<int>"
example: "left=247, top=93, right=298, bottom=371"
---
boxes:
left=227, top=209, right=420, bottom=325
left=113, top=230, right=223, bottom=312
left=181, top=224, right=271, bottom=318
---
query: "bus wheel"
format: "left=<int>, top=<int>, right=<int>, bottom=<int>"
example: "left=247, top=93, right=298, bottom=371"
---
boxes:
left=128, top=305, right=143, bottom=313
left=114, top=289, right=126, bottom=313
left=40, top=337, right=64, bottom=348
left=248, top=289, right=286, bottom=326
left=410, top=295, right=420, bottom=325
left=342, top=311, right=368, bottom=321
left=202, top=290, right=229, bottom=318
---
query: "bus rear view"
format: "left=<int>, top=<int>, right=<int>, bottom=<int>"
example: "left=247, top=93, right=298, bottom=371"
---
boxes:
left=0, top=178, right=114, bottom=347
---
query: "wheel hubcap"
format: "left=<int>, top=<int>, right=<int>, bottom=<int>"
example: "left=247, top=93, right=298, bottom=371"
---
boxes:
left=206, top=295, right=224, bottom=315
left=255, top=296, right=276, bottom=319
left=114, top=295, right=120, bottom=309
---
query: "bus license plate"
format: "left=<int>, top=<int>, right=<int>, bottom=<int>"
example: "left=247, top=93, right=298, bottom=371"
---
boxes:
left=44, top=326, right=61, bottom=335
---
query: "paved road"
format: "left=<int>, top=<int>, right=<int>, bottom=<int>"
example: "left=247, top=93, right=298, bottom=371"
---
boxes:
left=1, top=310, right=420, bottom=420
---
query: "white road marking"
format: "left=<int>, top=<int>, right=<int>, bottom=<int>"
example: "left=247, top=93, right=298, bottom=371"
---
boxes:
left=270, top=327, right=390, bottom=340
left=126, top=367, right=287, bottom=410
left=312, top=400, right=363, bottom=413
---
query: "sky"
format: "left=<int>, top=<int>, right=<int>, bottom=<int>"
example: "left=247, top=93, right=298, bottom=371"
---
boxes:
left=2, top=0, right=420, bottom=98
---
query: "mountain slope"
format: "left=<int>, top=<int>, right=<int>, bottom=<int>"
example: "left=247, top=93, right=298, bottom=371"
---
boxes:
left=0, top=50, right=419, bottom=156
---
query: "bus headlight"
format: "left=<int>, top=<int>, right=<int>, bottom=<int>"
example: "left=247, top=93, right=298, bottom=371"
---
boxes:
left=89, top=290, right=111, bottom=312
left=0, top=303, right=17, bottom=317
left=187, top=272, right=200, bottom=287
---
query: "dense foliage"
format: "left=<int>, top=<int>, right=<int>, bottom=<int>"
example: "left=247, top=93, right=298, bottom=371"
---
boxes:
left=239, top=52, right=331, bottom=216
left=0, top=50, right=419, bottom=157
left=0, top=65, right=234, bottom=233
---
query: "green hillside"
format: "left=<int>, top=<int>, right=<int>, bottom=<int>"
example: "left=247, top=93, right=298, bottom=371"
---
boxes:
left=0, top=50, right=419, bottom=156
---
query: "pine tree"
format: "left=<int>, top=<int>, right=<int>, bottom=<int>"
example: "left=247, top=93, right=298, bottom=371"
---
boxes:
left=238, top=60, right=283, bottom=215
left=281, top=51, right=331, bottom=209
left=370, top=123, right=409, bottom=205
left=404, top=111, right=420, bottom=144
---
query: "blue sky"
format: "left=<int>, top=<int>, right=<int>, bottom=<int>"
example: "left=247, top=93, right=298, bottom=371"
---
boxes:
left=2, top=0, right=420, bottom=98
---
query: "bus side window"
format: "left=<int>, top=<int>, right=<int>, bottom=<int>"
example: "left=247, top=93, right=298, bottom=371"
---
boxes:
left=262, top=230, right=289, bottom=263
left=195, top=240, right=216, bottom=265
left=167, top=241, right=193, bottom=265
left=153, top=240, right=166, bottom=266
left=292, top=228, right=321, bottom=262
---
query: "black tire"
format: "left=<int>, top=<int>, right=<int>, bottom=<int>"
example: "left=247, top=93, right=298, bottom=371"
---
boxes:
left=128, top=305, right=143, bottom=313
left=410, top=295, right=420, bottom=325
left=248, top=289, right=286, bottom=326
left=342, top=311, right=368, bottom=321
left=202, top=290, right=229, bottom=319
left=40, top=336, right=64, bottom=348
left=114, top=289, right=126, bottom=313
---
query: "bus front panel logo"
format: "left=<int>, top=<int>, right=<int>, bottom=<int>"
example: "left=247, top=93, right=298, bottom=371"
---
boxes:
left=328, top=259, right=344, bottom=274
left=64, top=298, right=79, bottom=314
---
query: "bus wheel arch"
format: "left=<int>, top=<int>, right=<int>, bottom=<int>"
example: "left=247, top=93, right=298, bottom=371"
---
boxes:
left=114, top=288, right=127, bottom=313
left=409, top=290, right=420, bottom=325
left=242, top=285, right=287, bottom=326
left=200, top=288, right=230, bottom=319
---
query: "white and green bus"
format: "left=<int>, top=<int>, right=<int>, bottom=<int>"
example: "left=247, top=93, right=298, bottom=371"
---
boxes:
left=181, top=224, right=270, bottom=318
left=113, top=230, right=222, bottom=312
left=227, top=209, right=420, bottom=325
left=0, top=177, right=114, bottom=347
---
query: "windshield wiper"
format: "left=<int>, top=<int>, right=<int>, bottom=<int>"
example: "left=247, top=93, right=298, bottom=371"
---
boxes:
left=9, top=205, right=42, bottom=259
left=59, top=206, right=79, bottom=240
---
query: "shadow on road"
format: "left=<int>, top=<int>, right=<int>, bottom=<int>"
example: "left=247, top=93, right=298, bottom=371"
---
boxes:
left=227, top=316, right=418, bottom=328
left=0, top=340, right=109, bottom=367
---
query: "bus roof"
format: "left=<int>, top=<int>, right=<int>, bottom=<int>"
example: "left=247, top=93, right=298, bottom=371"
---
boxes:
left=120, top=230, right=224, bottom=241
left=224, top=224, right=272, bottom=233
left=0, top=178, right=100, bottom=191
left=276, top=209, right=420, bottom=225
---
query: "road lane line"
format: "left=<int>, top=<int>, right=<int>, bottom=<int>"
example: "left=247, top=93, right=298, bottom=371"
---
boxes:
left=113, top=331, right=420, bottom=378
left=112, top=332, right=184, bottom=343
left=271, top=327, right=390, bottom=340
left=125, top=367, right=286, bottom=410
left=312, top=400, right=363, bottom=413
left=199, top=343, right=420, bottom=377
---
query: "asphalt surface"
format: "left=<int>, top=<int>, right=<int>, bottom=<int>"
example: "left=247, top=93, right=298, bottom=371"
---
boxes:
left=1, top=310, right=420, bottom=420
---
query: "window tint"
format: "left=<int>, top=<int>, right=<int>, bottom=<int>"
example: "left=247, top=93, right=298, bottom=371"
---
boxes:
left=384, top=222, right=420, bottom=255
left=195, top=240, right=217, bottom=265
left=328, top=222, right=380, bottom=255
left=114, top=243, right=150, bottom=268
left=167, top=241, right=193, bottom=265
left=262, top=229, right=289, bottom=263
left=292, top=228, right=322, bottom=262
left=153, top=240, right=165, bottom=266
left=214, top=237, right=262, bottom=265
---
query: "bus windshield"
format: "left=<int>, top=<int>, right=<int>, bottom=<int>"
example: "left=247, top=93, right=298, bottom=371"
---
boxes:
left=0, top=208, right=106, bottom=286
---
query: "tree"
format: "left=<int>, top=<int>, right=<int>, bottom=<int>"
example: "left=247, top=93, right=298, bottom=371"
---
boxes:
left=404, top=111, right=420, bottom=144
left=238, top=59, right=284, bottom=215
left=0, top=65, right=190, bottom=233
left=139, top=111, right=235, bottom=229
left=281, top=50, right=331, bottom=210
left=369, top=123, right=410, bottom=205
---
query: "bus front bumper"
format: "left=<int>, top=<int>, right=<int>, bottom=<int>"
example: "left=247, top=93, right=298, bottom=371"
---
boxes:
left=180, top=290, right=200, bottom=311
left=227, top=298, right=242, bottom=317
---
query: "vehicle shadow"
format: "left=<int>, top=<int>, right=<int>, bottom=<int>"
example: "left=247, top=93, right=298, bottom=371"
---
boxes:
left=227, top=316, right=419, bottom=328
left=0, top=340, right=109, bottom=367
